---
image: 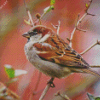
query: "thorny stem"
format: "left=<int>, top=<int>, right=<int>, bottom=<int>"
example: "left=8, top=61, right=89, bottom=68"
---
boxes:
left=24, top=0, right=34, bottom=27
left=80, top=40, right=100, bottom=55
left=69, top=0, right=93, bottom=47
left=39, top=77, right=54, bottom=100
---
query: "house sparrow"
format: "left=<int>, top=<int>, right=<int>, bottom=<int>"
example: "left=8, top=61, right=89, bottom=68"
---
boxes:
left=22, top=25, right=100, bottom=78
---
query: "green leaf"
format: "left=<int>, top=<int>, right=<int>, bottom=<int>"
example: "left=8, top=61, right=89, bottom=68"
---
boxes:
left=4, top=65, right=27, bottom=79
left=4, top=64, right=15, bottom=78
left=95, top=97, right=100, bottom=100
left=50, top=0, right=55, bottom=5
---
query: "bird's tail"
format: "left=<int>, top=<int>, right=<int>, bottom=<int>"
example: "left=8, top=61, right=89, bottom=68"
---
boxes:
left=82, top=68, right=100, bottom=78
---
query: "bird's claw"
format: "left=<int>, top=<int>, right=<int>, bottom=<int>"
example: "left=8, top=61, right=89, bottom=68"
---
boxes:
left=47, top=78, right=55, bottom=88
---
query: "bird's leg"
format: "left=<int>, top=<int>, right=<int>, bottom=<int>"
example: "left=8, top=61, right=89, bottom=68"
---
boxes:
left=47, top=77, right=55, bottom=88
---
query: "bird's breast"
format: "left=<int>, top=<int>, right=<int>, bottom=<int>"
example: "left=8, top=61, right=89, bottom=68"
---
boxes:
left=24, top=42, right=72, bottom=78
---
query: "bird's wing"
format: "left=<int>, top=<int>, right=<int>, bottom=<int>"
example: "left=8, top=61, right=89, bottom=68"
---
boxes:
left=33, top=34, right=89, bottom=69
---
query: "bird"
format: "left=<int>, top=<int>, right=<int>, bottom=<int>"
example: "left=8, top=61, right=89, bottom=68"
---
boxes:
left=22, top=25, right=100, bottom=79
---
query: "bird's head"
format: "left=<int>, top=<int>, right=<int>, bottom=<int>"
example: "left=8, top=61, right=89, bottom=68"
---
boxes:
left=22, top=25, right=54, bottom=42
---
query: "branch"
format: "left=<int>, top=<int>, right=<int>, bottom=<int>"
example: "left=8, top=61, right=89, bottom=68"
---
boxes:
left=0, top=0, right=8, bottom=10
left=33, top=72, right=42, bottom=95
left=80, top=40, right=100, bottom=55
left=23, top=0, right=34, bottom=27
left=39, top=77, right=55, bottom=100
left=69, top=0, right=94, bottom=47
left=55, top=91, right=70, bottom=100
left=51, top=20, right=61, bottom=35
left=0, top=82, right=19, bottom=99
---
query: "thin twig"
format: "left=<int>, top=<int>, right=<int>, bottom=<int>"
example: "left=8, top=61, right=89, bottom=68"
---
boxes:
left=0, top=82, right=19, bottom=99
left=57, top=21, right=61, bottom=35
left=76, top=27, right=87, bottom=32
left=0, top=0, right=8, bottom=10
left=69, top=13, right=87, bottom=47
left=39, top=77, right=54, bottom=100
left=55, top=91, right=70, bottom=100
left=51, top=21, right=61, bottom=35
left=39, top=84, right=51, bottom=100
left=69, top=0, right=94, bottom=47
left=34, top=72, right=42, bottom=91
left=51, top=23, right=57, bottom=29
left=6, top=78, right=18, bottom=88
left=80, top=40, right=100, bottom=55
left=24, top=0, right=34, bottom=27
left=69, top=27, right=76, bottom=47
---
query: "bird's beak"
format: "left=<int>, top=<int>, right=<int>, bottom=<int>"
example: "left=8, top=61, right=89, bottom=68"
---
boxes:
left=22, top=32, right=30, bottom=38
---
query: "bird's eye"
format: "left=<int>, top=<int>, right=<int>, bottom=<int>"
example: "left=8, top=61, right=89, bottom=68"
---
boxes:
left=29, top=31, right=37, bottom=36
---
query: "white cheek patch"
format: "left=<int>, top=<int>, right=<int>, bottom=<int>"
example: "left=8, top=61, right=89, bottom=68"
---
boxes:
left=39, top=33, right=50, bottom=42
left=30, top=34, right=42, bottom=42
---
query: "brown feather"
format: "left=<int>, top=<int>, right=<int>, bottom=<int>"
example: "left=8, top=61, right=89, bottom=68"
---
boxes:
left=34, top=34, right=89, bottom=69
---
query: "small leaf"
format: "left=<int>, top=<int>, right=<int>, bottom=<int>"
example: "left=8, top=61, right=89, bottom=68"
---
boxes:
left=86, top=3, right=88, bottom=8
left=87, top=93, right=95, bottom=100
left=51, top=5, right=54, bottom=10
left=15, top=69, right=27, bottom=77
left=50, top=0, right=55, bottom=5
left=4, top=64, right=15, bottom=78
left=43, top=5, right=54, bottom=14
left=43, top=6, right=51, bottom=14
left=24, top=19, right=31, bottom=25
left=64, top=95, right=70, bottom=100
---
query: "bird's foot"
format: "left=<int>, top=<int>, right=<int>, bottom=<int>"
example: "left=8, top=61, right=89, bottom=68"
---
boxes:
left=47, top=77, right=55, bottom=88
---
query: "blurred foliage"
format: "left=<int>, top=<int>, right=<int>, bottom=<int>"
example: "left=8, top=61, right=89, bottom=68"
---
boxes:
left=5, top=64, right=27, bottom=79
left=5, top=64, right=15, bottom=78
left=50, top=0, right=55, bottom=5
left=87, top=93, right=100, bottom=100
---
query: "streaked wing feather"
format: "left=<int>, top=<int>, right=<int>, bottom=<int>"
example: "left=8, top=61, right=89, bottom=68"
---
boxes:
left=33, top=34, right=89, bottom=69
